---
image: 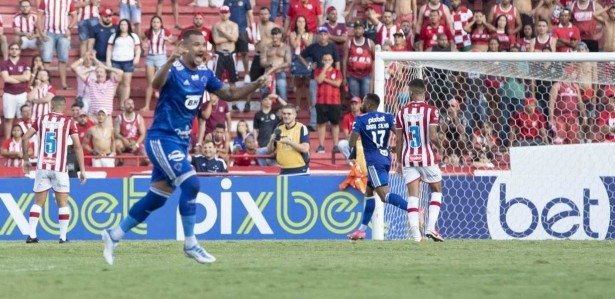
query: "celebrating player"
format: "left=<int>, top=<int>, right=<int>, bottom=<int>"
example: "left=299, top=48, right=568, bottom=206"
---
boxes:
left=346, top=93, right=414, bottom=241
left=101, top=30, right=273, bottom=265
left=395, top=79, right=444, bottom=242
left=22, top=96, right=87, bottom=244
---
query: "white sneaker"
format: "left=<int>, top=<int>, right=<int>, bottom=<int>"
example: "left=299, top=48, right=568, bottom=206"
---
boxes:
left=101, top=229, right=118, bottom=265
left=184, top=244, right=216, bottom=264
left=410, top=226, right=423, bottom=242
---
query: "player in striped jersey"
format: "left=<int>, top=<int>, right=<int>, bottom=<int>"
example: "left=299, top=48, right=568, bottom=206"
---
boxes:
left=346, top=93, right=414, bottom=241
left=395, top=79, right=444, bottom=242
left=21, top=96, right=87, bottom=244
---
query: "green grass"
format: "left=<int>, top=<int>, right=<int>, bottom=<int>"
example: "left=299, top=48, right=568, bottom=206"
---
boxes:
left=1, top=240, right=615, bottom=299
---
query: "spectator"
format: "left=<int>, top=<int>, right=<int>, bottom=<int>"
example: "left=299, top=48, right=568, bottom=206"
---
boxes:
left=417, top=10, right=454, bottom=51
left=388, top=30, right=410, bottom=51
left=17, top=104, right=37, bottom=163
left=431, top=33, right=453, bottom=51
left=323, top=7, right=348, bottom=62
left=114, top=98, right=147, bottom=160
left=213, top=6, right=240, bottom=85
left=266, top=104, right=310, bottom=175
left=488, top=0, right=522, bottom=36
left=465, top=11, right=491, bottom=52
left=120, top=0, right=143, bottom=36
left=30, top=55, right=45, bottom=86
left=75, top=107, right=95, bottom=144
left=549, top=77, right=587, bottom=144
left=552, top=8, right=580, bottom=52
left=156, top=0, right=179, bottom=31
left=289, top=16, right=313, bottom=110
left=224, top=0, right=253, bottom=84
left=70, top=51, right=97, bottom=112
left=38, top=0, right=76, bottom=90
left=534, top=0, right=560, bottom=29
left=529, top=19, right=557, bottom=52
left=142, top=15, right=174, bottom=111
left=205, top=123, right=230, bottom=164
left=232, top=120, right=251, bottom=151
left=107, top=19, right=141, bottom=104
left=13, top=0, right=39, bottom=51
left=270, top=0, right=289, bottom=22
left=323, top=0, right=350, bottom=24
left=337, top=96, right=362, bottom=159
left=571, top=0, right=604, bottom=52
left=513, top=0, right=534, bottom=27
left=254, top=94, right=282, bottom=166
left=314, top=53, right=342, bottom=154
left=76, top=0, right=100, bottom=56
left=232, top=133, right=258, bottom=166
left=300, top=26, right=340, bottom=132
left=0, top=16, right=7, bottom=60
left=416, top=0, right=453, bottom=34
left=201, top=94, right=232, bottom=139
left=249, top=7, right=280, bottom=91
left=1, top=43, right=31, bottom=139
left=510, top=97, right=549, bottom=146
left=594, top=5, right=615, bottom=52
left=191, top=141, right=228, bottom=173
left=471, top=122, right=498, bottom=160
left=83, top=108, right=116, bottom=167
left=576, top=42, right=598, bottom=116
left=471, top=152, right=495, bottom=168
left=285, top=0, right=322, bottom=33
left=517, top=23, right=534, bottom=52
left=362, top=8, right=379, bottom=42
left=440, top=98, right=468, bottom=156
left=491, top=14, right=515, bottom=51
left=393, top=0, right=416, bottom=26
left=1, top=125, right=32, bottom=167
left=181, top=13, right=214, bottom=61
left=399, top=19, right=414, bottom=50
left=260, top=27, right=291, bottom=104
left=450, top=0, right=473, bottom=52
left=597, top=87, right=615, bottom=142
left=499, top=75, right=526, bottom=146
left=28, top=69, right=56, bottom=121
left=76, top=62, right=123, bottom=127
left=442, top=152, right=462, bottom=167
left=91, top=7, right=117, bottom=63
left=369, top=9, right=397, bottom=47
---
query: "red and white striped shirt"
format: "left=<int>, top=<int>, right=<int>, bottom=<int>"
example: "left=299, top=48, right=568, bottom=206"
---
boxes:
left=31, top=84, right=56, bottom=121
left=39, top=0, right=76, bottom=35
left=13, top=13, right=37, bottom=34
left=2, top=138, right=29, bottom=167
left=117, top=112, right=142, bottom=141
left=86, top=76, right=118, bottom=115
left=145, top=28, right=171, bottom=55
left=451, top=6, right=473, bottom=49
left=395, top=101, right=439, bottom=167
left=32, top=112, right=78, bottom=172
left=77, top=2, right=99, bottom=21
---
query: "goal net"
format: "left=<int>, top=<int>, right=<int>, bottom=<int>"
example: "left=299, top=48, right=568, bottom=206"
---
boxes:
left=371, top=52, right=615, bottom=240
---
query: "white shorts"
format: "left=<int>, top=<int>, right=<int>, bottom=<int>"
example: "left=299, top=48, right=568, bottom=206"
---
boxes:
left=33, top=169, right=70, bottom=193
left=20, top=36, right=38, bottom=50
left=2, top=92, right=28, bottom=119
left=402, top=165, right=442, bottom=184
left=92, top=156, right=115, bottom=167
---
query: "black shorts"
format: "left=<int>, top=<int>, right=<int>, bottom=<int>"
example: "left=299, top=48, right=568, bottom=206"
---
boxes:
left=316, top=104, right=341, bottom=125
left=215, top=50, right=238, bottom=83
left=235, top=31, right=249, bottom=54
left=249, top=54, right=265, bottom=81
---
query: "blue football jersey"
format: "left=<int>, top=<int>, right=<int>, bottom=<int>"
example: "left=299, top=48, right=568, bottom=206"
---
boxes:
left=352, top=111, right=395, bottom=166
left=148, top=60, right=223, bottom=145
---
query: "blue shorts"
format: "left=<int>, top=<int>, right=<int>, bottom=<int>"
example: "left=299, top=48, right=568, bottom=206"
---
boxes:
left=40, top=32, right=70, bottom=63
left=119, top=3, right=142, bottom=24
left=146, top=137, right=195, bottom=186
left=367, top=164, right=390, bottom=189
left=112, top=60, right=135, bottom=73
left=146, top=54, right=167, bottom=68
left=77, top=17, right=99, bottom=41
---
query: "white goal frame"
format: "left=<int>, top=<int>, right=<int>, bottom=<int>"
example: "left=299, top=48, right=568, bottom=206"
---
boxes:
left=371, top=51, right=615, bottom=240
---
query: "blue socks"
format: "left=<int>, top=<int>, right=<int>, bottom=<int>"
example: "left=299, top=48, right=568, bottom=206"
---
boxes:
left=385, top=193, right=410, bottom=211
left=179, top=175, right=200, bottom=238
left=361, top=196, right=376, bottom=227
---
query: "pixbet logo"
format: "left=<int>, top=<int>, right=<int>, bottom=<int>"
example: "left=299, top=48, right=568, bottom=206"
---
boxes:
left=486, top=175, right=611, bottom=240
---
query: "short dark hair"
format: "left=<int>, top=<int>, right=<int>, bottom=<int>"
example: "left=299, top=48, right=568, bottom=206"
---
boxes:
left=20, top=104, right=30, bottom=112
left=260, top=6, right=270, bottom=13
left=51, top=96, right=66, bottom=104
left=408, top=79, right=426, bottom=90
left=271, top=27, right=282, bottom=35
left=215, top=123, right=226, bottom=130
left=71, top=103, right=81, bottom=108
left=364, top=93, right=380, bottom=106
left=281, top=104, right=297, bottom=111
left=182, top=29, right=203, bottom=41
left=203, top=140, right=214, bottom=146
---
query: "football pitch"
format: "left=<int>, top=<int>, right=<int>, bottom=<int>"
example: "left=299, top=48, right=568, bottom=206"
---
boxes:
left=1, top=240, right=615, bottom=298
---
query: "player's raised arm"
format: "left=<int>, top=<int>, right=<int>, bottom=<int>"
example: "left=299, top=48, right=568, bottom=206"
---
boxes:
left=151, top=43, right=186, bottom=89
left=213, top=67, right=274, bottom=101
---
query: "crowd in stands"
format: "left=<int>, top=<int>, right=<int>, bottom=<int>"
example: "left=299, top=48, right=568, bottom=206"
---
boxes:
left=1, top=0, right=615, bottom=172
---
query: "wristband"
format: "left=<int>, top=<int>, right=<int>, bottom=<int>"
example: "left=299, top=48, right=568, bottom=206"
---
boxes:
left=348, top=147, right=357, bottom=160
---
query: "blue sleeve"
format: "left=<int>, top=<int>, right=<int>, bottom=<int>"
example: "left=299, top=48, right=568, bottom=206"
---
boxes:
left=299, top=125, right=309, bottom=143
left=301, top=45, right=311, bottom=60
left=205, top=70, right=224, bottom=93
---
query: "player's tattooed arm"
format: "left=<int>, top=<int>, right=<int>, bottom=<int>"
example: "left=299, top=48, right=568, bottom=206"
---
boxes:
left=213, top=68, right=276, bottom=101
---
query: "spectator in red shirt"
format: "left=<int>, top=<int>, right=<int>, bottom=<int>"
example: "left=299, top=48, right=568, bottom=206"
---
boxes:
left=387, top=30, right=410, bottom=51
left=418, top=10, right=454, bottom=51
left=552, top=8, right=581, bottom=52
left=337, top=96, right=362, bottom=159
left=314, top=53, right=342, bottom=154
left=200, top=94, right=232, bottom=141
left=596, top=87, right=615, bottom=142
left=510, top=97, right=549, bottom=146
left=1, top=43, right=31, bottom=140
left=232, top=134, right=258, bottom=166
left=1, top=125, right=32, bottom=167
left=285, top=0, right=322, bottom=33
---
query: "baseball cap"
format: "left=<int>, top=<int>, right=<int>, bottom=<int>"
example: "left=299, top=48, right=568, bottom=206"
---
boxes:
left=326, top=6, right=336, bottom=14
left=98, top=108, right=110, bottom=115
left=605, top=85, right=615, bottom=98
left=353, top=20, right=365, bottom=28
left=350, top=96, right=362, bottom=103
left=524, top=97, right=537, bottom=106
left=220, top=5, right=230, bottom=13
left=317, top=26, right=329, bottom=34
left=101, top=7, right=113, bottom=17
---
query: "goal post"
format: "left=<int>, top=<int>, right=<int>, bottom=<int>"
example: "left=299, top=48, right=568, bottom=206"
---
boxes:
left=371, top=51, right=615, bottom=240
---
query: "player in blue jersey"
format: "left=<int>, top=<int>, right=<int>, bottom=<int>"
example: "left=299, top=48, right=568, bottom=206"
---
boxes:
left=102, top=30, right=274, bottom=265
left=346, top=93, right=414, bottom=241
